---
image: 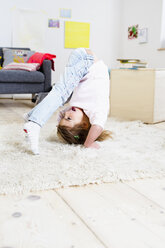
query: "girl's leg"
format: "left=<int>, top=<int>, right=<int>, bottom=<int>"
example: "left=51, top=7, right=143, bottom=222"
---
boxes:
left=27, top=48, right=94, bottom=127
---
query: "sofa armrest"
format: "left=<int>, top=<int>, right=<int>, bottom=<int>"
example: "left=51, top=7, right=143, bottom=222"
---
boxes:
left=40, top=60, right=52, bottom=92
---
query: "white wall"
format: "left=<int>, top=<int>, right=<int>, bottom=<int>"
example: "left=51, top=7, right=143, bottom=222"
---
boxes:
left=120, top=0, right=165, bottom=68
left=0, top=0, right=122, bottom=84
left=1, top=0, right=165, bottom=79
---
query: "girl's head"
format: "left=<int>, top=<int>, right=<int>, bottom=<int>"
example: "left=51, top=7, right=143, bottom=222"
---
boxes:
left=57, top=107, right=112, bottom=145
left=59, top=107, right=89, bottom=129
left=57, top=107, right=90, bottom=144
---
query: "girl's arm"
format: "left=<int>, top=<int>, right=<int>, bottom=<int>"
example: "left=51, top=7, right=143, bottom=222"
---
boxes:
left=84, top=125, right=103, bottom=149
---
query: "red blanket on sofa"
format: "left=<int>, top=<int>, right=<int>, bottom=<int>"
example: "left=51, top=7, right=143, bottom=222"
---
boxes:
left=28, top=52, right=56, bottom=71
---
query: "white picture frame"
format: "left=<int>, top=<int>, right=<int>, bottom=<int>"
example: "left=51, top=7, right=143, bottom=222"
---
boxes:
left=138, top=28, right=148, bottom=44
left=12, top=8, right=46, bottom=51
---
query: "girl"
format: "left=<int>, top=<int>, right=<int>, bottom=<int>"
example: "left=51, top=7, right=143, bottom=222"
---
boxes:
left=24, top=48, right=111, bottom=154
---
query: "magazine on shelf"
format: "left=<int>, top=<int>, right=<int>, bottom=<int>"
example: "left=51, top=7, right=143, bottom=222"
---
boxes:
left=117, top=58, right=148, bottom=69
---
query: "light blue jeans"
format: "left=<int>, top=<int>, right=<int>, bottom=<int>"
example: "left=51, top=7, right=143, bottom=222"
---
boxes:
left=27, top=48, right=94, bottom=127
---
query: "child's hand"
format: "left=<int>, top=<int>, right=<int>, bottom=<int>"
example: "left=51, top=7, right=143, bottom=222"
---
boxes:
left=85, top=142, right=100, bottom=149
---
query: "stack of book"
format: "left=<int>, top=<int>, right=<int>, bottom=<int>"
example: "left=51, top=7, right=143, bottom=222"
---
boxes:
left=117, top=59, right=148, bottom=69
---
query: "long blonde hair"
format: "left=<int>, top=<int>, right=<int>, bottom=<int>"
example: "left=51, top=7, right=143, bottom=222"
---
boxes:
left=57, top=124, right=112, bottom=145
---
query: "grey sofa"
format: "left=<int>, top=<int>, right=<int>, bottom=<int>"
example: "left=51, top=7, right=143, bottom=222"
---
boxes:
left=0, top=47, right=52, bottom=100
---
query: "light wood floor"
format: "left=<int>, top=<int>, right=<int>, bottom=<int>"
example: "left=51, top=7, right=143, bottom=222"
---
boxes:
left=1, top=99, right=165, bottom=248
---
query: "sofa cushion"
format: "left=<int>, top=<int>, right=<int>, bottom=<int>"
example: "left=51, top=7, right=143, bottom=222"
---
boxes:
left=3, top=62, right=40, bottom=71
left=0, top=55, right=2, bottom=68
left=3, top=48, right=35, bottom=67
left=0, top=47, right=30, bottom=67
left=0, top=70, right=45, bottom=83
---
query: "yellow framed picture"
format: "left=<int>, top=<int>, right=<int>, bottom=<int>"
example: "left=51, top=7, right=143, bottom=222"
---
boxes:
left=65, top=21, right=90, bottom=48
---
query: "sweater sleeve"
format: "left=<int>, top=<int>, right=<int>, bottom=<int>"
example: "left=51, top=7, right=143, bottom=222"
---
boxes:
left=87, top=111, right=108, bottom=129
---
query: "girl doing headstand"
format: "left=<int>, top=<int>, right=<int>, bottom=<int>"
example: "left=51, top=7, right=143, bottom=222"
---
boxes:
left=24, top=48, right=111, bottom=154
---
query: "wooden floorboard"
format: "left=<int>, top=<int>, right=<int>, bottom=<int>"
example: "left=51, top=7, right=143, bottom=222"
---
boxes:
left=92, top=182, right=165, bottom=241
left=57, top=184, right=165, bottom=248
left=0, top=190, right=105, bottom=248
left=126, top=178, right=165, bottom=209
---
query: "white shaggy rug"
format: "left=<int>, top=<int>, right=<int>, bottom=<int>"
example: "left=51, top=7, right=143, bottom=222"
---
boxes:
left=1, top=117, right=165, bottom=194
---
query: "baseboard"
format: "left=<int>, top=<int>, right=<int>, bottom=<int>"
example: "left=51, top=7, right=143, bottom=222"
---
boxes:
left=0, top=94, right=13, bottom=99
left=0, top=94, right=32, bottom=99
left=12, top=94, right=32, bottom=100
